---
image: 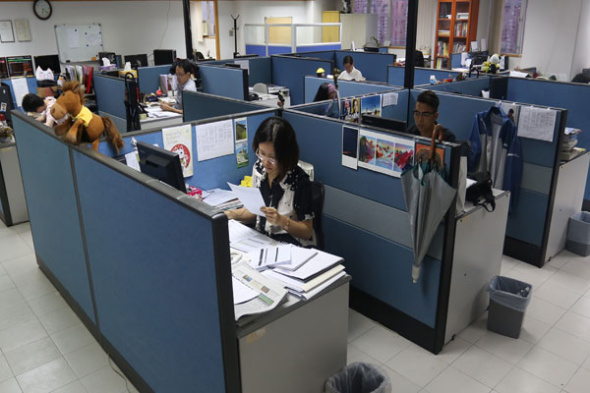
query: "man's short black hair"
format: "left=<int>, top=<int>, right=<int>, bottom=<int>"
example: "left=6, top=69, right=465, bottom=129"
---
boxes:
left=417, top=90, right=439, bottom=112
left=572, top=73, right=590, bottom=84
left=21, top=94, right=45, bottom=113
left=343, top=55, right=354, bottom=66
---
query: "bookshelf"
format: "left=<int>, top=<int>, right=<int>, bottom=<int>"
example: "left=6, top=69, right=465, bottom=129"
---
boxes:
left=434, top=0, right=479, bottom=69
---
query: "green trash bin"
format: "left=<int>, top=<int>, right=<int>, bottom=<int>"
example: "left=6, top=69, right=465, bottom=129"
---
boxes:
left=487, top=276, right=532, bottom=339
left=325, top=362, right=391, bottom=393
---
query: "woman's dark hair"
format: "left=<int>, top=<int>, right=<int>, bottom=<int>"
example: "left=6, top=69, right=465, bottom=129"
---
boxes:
left=21, top=94, right=45, bottom=113
left=343, top=55, right=354, bottom=66
left=313, top=82, right=332, bottom=102
left=253, top=117, right=299, bottom=178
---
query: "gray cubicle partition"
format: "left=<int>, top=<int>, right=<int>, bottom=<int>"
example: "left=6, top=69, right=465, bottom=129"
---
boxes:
left=92, top=73, right=127, bottom=132
left=282, top=104, right=462, bottom=353
left=12, top=112, right=241, bottom=392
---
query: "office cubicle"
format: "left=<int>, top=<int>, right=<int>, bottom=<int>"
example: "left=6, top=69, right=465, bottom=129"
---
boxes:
left=0, top=77, right=38, bottom=110
left=303, top=76, right=403, bottom=103
left=93, top=73, right=127, bottom=132
left=199, top=64, right=249, bottom=101
left=183, top=91, right=267, bottom=124
left=387, top=65, right=472, bottom=87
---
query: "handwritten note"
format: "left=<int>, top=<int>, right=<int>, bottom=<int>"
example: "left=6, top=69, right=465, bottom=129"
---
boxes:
left=517, top=106, right=557, bottom=142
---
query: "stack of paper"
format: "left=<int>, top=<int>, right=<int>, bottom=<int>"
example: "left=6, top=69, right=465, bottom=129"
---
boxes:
left=561, top=127, right=585, bottom=161
left=202, top=188, right=242, bottom=211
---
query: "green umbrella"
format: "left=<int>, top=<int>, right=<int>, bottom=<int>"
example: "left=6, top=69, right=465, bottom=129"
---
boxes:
left=401, top=129, right=456, bottom=283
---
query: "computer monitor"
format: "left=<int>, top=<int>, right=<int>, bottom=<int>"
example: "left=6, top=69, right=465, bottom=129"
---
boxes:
left=98, top=52, right=116, bottom=64
left=471, top=53, right=487, bottom=66
left=361, top=115, right=407, bottom=134
left=137, top=142, right=187, bottom=193
left=6, top=56, right=34, bottom=78
left=34, top=54, right=61, bottom=73
left=233, top=54, right=259, bottom=59
left=154, top=49, right=177, bottom=66
left=224, top=63, right=242, bottom=69
left=124, top=54, right=149, bottom=69
left=0, top=58, right=8, bottom=79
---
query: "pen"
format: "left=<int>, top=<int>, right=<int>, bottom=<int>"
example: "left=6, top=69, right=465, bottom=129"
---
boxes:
left=275, top=247, right=278, bottom=262
left=258, top=249, right=264, bottom=266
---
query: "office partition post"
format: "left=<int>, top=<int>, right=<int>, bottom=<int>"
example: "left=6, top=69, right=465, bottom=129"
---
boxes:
left=404, top=0, right=419, bottom=89
left=183, top=0, right=194, bottom=60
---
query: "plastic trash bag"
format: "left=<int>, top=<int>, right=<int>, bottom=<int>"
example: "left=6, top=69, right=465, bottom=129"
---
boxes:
left=488, top=275, right=532, bottom=312
left=325, top=362, right=391, bottom=393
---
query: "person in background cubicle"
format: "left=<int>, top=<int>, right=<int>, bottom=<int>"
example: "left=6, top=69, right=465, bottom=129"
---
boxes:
left=313, top=82, right=337, bottom=102
left=21, top=93, right=70, bottom=134
left=160, top=59, right=197, bottom=115
left=406, top=90, right=456, bottom=142
left=572, top=73, right=590, bottom=84
left=225, top=117, right=315, bottom=246
left=338, top=55, right=365, bottom=81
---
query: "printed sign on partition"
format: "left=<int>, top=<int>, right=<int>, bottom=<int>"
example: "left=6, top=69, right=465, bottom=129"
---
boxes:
left=234, top=117, right=249, bottom=168
left=162, top=124, right=193, bottom=177
left=341, top=125, right=359, bottom=170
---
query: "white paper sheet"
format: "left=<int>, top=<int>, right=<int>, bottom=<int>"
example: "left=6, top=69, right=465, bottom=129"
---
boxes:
left=125, top=150, right=140, bottom=171
left=11, top=78, right=29, bottom=108
left=382, top=92, right=398, bottom=107
left=232, top=276, right=259, bottom=304
left=517, top=106, right=557, bottom=142
left=196, top=119, right=234, bottom=161
left=202, top=188, right=237, bottom=206
left=162, top=124, right=193, bottom=177
left=228, top=183, right=266, bottom=216
left=67, top=28, right=80, bottom=48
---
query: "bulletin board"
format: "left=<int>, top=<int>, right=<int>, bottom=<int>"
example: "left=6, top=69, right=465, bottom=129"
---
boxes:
left=55, top=24, right=103, bottom=63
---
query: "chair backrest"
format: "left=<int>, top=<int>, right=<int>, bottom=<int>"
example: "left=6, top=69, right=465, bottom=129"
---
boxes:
left=253, top=83, right=268, bottom=94
left=310, top=181, right=325, bottom=250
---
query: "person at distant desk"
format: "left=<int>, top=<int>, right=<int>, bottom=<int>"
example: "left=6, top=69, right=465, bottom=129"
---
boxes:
left=406, top=90, right=456, bottom=142
left=160, top=59, right=197, bottom=115
left=21, top=93, right=70, bottom=135
left=338, top=55, right=365, bottom=81
left=225, top=117, right=314, bottom=246
left=313, top=82, right=337, bottom=102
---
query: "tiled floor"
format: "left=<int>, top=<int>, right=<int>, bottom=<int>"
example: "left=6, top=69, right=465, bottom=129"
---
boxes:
left=2, top=220, right=590, bottom=392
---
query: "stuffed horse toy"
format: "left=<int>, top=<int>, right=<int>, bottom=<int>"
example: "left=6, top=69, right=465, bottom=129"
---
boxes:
left=50, top=80, right=124, bottom=154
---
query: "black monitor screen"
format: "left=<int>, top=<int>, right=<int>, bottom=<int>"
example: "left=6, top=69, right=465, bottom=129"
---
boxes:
left=233, top=54, right=259, bottom=59
left=6, top=56, right=34, bottom=78
left=34, top=54, right=61, bottom=73
left=361, top=115, right=407, bottom=134
left=0, top=58, right=8, bottom=79
left=137, top=142, right=187, bottom=193
left=124, top=54, right=148, bottom=69
left=154, top=49, right=176, bottom=66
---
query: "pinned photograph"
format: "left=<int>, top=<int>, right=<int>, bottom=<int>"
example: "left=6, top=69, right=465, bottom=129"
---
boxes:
left=361, top=94, right=382, bottom=118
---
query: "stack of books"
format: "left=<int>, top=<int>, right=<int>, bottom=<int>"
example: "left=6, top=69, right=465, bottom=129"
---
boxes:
left=560, top=127, right=585, bottom=161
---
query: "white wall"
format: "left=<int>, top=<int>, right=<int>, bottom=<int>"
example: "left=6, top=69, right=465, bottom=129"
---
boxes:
left=519, top=0, right=582, bottom=80
left=0, top=1, right=187, bottom=64
left=571, top=0, right=590, bottom=76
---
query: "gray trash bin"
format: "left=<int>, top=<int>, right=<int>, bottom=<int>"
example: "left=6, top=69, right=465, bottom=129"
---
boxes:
left=487, top=276, right=532, bottom=339
left=566, top=211, right=590, bottom=256
left=325, top=362, right=391, bottom=393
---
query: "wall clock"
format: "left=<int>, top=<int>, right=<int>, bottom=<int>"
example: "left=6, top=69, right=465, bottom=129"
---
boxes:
left=33, top=0, right=52, bottom=21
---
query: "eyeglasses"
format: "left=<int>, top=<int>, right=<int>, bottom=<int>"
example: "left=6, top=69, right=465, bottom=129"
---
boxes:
left=413, top=110, right=434, bottom=118
left=256, top=150, right=277, bottom=166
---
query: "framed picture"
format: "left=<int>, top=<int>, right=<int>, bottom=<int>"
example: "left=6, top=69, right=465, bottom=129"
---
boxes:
left=0, top=20, right=15, bottom=43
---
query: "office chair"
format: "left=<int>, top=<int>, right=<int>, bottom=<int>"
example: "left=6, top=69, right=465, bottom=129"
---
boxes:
left=310, top=181, right=325, bottom=250
left=414, top=50, right=425, bottom=68
left=253, top=83, right=269, bottom=94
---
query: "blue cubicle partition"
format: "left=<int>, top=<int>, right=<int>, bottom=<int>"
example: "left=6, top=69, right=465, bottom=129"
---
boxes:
left=271, top=55, right=333, bottom=106
left=183, top=91, right=266, bottom=123
left=287, top=50, right=336, bottom=62
left=387, top=65, right=405, bottom=86
left=296, top=44, right=341, bottom=53
left=419, top=76, right=492, bottom=98
left=93, top=73, right=126, bottom=127
left=303, top=76, right=403, bottom=103
left=1, top=77, right=38, bottom=110
left=334, top=51, right=395, bottom=83
left=387, top=66, right=474, bottom=87
left=137, top=65, right=171, bottom=94
left=246, top=56, right=272, bottom=85
left=282, top=108, right=461, bottom=353
left=200, top=65, right=248, bottom=101
left=405, top=90, right=566, bottom=267
left=13, top=112, right=242, bottom=392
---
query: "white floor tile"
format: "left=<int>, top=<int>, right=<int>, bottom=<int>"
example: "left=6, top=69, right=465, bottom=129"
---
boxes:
left=561, top=259, right=590, bottom=281
left=526, top=296, right=567, bottom=326
left=0, top=225, right=19, bottom=239
left=0, top=275, right=15, bottom=293
left=518, top=347, right=578, bottom=388
left=80, top=366, right=133, bottom=393
left=347, top=309, right=377, bottom=342
left=0, top=288, right=26, bottom=314
left=0, top=353, right=13, bottom=383
left=12, top=270, right=56, bottom=301
left=385, top=344, right=449, bottom=388
left=475, top=331, right=534, bottom=365
left=63, top=342, right=108, bottom=378
left=378, top=365, right=421, bottom=393
left=534, top=280, right=582, bottom=310
left=583, top=355, right=590, bottom=371
left=50, top=324, right=96, bottom=355
left=0, top=235, right=32, bottom=263
left=555, top=311, right=590, bottom=342
left=504, top=263, right=556, bottom=290
left=519, top=315, right=552, bottom=345
left=0, top=319, right=48, bottom=353
left=564, top=367, right=590, bottom=393
left=346, top=343, right=381, bottom=365
left=545, top=252, right=573, bottom=270
left=570, top=296, right=590, bottom=319
left=0, top=263, right=7, bottom=276
left=27, top=292, right=68, bottom=318
left=452, top=345, right=513, bottom=389
left=16, top=357, right=76, bottom=393
left=424, top=366, right=491, bottom=393
left=436, top=337, right=471, bottom=365
left=0, top=302, right=37, bottom=332
left=457, top=314, right=488, bottom=344
left=1, top=254, right=39, bottom=281
left=495, top=367, right=562, bottom=393
left=4, top=337, right=61, bottom=376
left=547, top=271, right=590, bottom=295
left=537, top=328, right=590, bottom=365
left=37, top=306, right=81, bottom=335
left=0, top=378, right=23, bottom=393
left=349, top=324, right=411, bottom=363
left=50, top=380, right=88, bottom=393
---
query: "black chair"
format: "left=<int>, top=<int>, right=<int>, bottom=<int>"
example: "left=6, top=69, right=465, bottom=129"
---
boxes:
left=310, top=181, right=325, bottom=250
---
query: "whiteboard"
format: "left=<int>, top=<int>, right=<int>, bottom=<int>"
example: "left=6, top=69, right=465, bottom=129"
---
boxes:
left=55, top=24, right=103, bottom=63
